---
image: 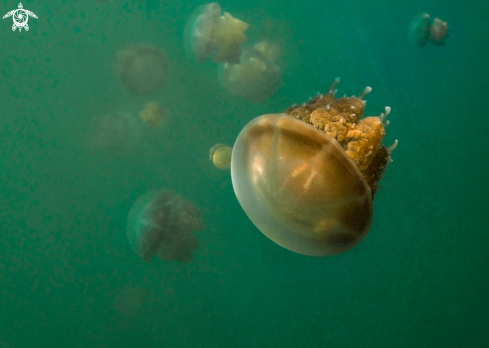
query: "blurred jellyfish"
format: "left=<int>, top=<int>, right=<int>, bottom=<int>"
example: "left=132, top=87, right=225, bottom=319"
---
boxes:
left=408, top=13, right=449, bottom=47
left=429, top=18, right=449, bottom=44
left=127, top=190, right=205, bottom=263
left=139, top=101, right=166, bottom=128
left=117, top=45, right=169, bottom=95
left=210, top=143, right=232, bottom=170
left=184, top=2, right=249, bottom=64
left=86, top=111, right=142, bottom=154
left=253, top=41, right=282, bottom=64
left=219, top=41, right=281, bottom=103
left=114, top=284, right=147, bottom=318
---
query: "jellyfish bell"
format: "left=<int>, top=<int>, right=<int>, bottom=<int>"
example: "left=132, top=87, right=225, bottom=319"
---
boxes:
left=210, top=143, right=233, bottom=170
left=117, top=44, right=169, bottom=95
left=231, top=115, right=372, bottom=256
left=219, top=43, right=281, bottom=103
left=184, top=2, right=220, bottom=63
left=184, top=2, right=248, bottom=64
left=408, top=13, right=430, bottom=47
left=86, top=111, right=142, bottom=155
left=231, top=79, right=397, bottom=256
left=127, top=190, right=205, bottom=263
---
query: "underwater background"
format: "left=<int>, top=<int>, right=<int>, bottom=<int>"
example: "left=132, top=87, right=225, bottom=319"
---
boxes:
left=1, top=0, right=489, bottom=347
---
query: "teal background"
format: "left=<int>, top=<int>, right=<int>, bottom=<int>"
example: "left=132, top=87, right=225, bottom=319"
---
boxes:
left=1, top=0, right=488, bottom=347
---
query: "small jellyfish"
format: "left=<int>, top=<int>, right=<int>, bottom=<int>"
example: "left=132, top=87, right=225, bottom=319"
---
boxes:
left=86, top=111, right=142, bottom=155
left=184, top=2, right=248, bottom=64
left=114, top=283, right=147, bottom=318
left=429, top=18, right=449, bottom=44
left=231, top=79, right=397, bottom=256
left=117, top=44, right=169, bottom=95
left=220, top=41, right=281, bottom=103
left=210, top=143, right=232, bottom=170
left=127, top=190, right=205, bottom=263
left=408, top=13, right=449, bottom=47
left=139, top=101, right=166, bottom=128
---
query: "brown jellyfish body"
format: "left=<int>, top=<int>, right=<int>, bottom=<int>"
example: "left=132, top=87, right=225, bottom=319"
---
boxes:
left=210, top=143, right=233, bottom=170
left=127, top=190, right=205, bottom=263
left=184, top=2, right=248, bottom=64
left=408, top=13, right=449, bottom=47
left=86, top=111, right=142, bottom=155
left=231, top=78, right=397, bottom=256
left=219, top=41, right=281, bottom=103
left=117, top=45, right=169, bottom=95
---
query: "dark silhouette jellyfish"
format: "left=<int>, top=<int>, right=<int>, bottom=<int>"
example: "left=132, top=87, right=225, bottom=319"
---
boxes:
left=117, top=44, right=169, bottom=95
left=219, top=41, right=282, bottom=103
left=184, top=2, right=248, bottom=64
left=127, top=190, right=205, bottom=263
left=408, top=13, right=449, bottom=47
left=231, top=78, right=398, bottom=256
left=86, top=112, right=142, bottom=154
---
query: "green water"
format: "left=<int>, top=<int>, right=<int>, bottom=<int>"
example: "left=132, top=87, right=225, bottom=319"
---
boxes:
left=1, top=0, right=488, bottom=347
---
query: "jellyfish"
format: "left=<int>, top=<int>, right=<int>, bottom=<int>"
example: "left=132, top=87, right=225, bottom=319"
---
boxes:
left=127, top=190, right=205, bottom=263
left=86, top=111, right=142, bottom=154
left=429, top=18, right=449, bottom=44
left=408, top=13, right=448, bottom=47
left=139, top=101, right=166, bottom=128
left=117, top=44, right=169, bottom=95
left=114, top=283, right=147, bottom=318
left=219, top=41, right=281, bottom=103
left=231, top=78, right=398, bottom=256
left=210, top=143, right=232, bottom=170
left=184, top=2, right=248, bottom=64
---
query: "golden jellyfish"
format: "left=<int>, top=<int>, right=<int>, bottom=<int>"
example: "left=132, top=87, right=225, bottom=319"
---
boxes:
left=184, top=2, right=248, bottom=64
left=254, top=41, right=282, bottom=64
left=220, top=41, right=281, bottom=103
left=231, top=78, right=398, bottom=256
left=139, top=101, right=166, bottom=128
left=210, top=143, right=233, bottom=170
left=117, top=44, right=169, bottom=95
left=408, top=13, right=449, bottom=47
left=127, top=190, right=205, bottom=263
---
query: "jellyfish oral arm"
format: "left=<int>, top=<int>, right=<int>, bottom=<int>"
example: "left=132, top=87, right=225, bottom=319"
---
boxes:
left=138, top=227, right=167, bottom=263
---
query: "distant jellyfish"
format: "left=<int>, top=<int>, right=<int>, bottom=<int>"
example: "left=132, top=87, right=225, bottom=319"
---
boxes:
left=114, top=283, right=147, bottom=318
left=139, top=101, right=166, bottom=128
left=127, top=190, right=205, bottom=263
left=184, top=2, right=249, bottom=64
left=86, top=111, right=142, bottom=154
left=429, top=18, right=449, bottom=44
left=219, top=41, right=281, bottom=103
left=210, top=143, right=232, bottom=170
left=117, top=44, right=169, bottom=95
left=408, top=13, right=448, bottom=47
